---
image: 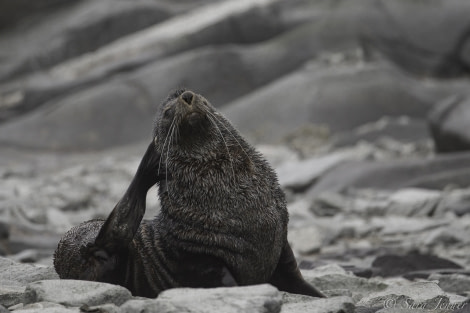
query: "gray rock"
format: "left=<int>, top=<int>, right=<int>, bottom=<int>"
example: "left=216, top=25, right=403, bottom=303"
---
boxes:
left=288, top=225, right=327, bottom=255
left=0, top=221, right=8, bottom=240
left=0, top=283, right=25, bottom=308
left=0, top=257, right=58, bottom=285
left=10, top=249, right=41, bottom=263
left=24, top=280, right=132, bottom=307
left=277, top=151, right=364, bottom=192
left=387, top=188, right=441, bottom=216
left=428, top=96, right=470, bottom=153
left=0, top=0, right=171, bottom=81
left=370, top=252, right=462, bottom=278
left=2, top=38, right=337, bottom=150
left=307, top=151, right=470, bottom=198
left=12, top=302, right=79, bottom=313
left=224, top=60, right=434, bottom=144
left=332, top=117, right=432, bottom=148
left=310, top=188, right=443, bottom=217
left=436, top=189, right=470, bottom=216
left=309, top=193, right=352, bottom=217
left=302, top=264, right=388, bottom=300
left=156, top=284, right=282, bottom=313
left=363, top=0, right=470, bottom=78
left=430, top=273, right=470, bottom=295
left=421, top=227, right=470, bottom=248
left=287, top=199, right=316, bottom=224
left=0, top=0, right=294, bottom=125
left=0, top=0, right=66, bottom=30
left=257, top=145, right=299, bottom=168
left=119, top=299, right=177, bottom=313
left=378, top=216, right=448, bottom=236
left=281, top=295, right=355, bottom=313
left=358, top=281, right=467, bottom=309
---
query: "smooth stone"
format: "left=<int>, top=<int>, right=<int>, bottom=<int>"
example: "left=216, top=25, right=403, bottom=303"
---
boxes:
left=24, top=280, right=132, bottom=307
left=429, top=273, right=470, bottom=295
left=281, top=295, right=354, bottom=313
left=156, top=284, right=282, bottom=313
left=332, top=117, right=432, bottom=148
left=0, top=222, right=8, bottom=240
left=0, top=284, right=25, bottom=308
left=421, top=227, right=469, bottom=248
left=257, top=145, right=299, bottom=168
left=309, top=193, right=352, bottom=217
left=371, top=252, right=463, bottom=278
left=288, top=225, right=326, bottom=255
left=10, top=249, right=41, bottom=263
left=119, top=299, right=176, bottom=313
left=387, top=188, right=442, bottom=216
left=11, top=302, right=79, bottom=313
left=287, top=199, right=316, bottom=224
left=372, top=216, right=447, bottom=236
left=302, top=264, right=388, bottom=300
left=277, top=152, right=361, bottom=192
left=358, top=281, right=467, bottom=308
left=224, top=60, right=434, bottom=144
left=0, top=0, right=171, bottom=80
left=307, top=151, right=470, bottom=198
left=81, top=303, right=122, bottom=313
left=0, top=257, right=58, bottom=284
left=428, top=96, right=470, bottom=153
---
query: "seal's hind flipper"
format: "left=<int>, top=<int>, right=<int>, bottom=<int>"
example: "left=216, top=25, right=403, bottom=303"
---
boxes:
left=269, top=243, right=326, bottom=298
left=94, top=140, right=163, bottom=253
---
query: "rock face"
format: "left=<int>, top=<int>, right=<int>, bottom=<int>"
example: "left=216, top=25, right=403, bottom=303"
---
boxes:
left=2, top=0, right=470, bottom=150
left=2, top=0, right=470, bottom=312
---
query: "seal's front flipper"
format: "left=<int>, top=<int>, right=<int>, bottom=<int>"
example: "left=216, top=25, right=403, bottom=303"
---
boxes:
left=55, top=140, right=163, bottom=283
left=269, top=243, right=326, bottom=298
left=94, top=140, right=163, bottom=253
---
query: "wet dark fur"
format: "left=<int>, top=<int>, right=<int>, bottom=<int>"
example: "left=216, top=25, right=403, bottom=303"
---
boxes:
left=54, top=89, right=325, bottom=298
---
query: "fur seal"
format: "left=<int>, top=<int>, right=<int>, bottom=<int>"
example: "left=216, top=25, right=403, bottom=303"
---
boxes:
left=54, top=89, right=325, bottom=298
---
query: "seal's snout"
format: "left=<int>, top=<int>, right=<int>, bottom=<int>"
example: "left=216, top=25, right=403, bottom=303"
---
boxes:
left=181, top=91, right=194, bottom=106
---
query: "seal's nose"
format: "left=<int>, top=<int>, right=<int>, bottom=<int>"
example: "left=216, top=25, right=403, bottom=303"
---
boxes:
left=181, top=91, right=194, bottom=106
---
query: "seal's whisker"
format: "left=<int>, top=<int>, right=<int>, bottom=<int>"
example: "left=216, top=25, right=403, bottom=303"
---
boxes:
left=166, top=121, right=177, bottom=198
left=158, top=117, right=176, bottom=176
left=207, top=111, right=254, bottom=166
left=207, top=114, right=235, bottom=182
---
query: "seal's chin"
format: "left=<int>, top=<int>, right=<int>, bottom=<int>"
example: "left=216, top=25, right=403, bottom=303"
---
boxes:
left=186, top=111, right=204, bottom=127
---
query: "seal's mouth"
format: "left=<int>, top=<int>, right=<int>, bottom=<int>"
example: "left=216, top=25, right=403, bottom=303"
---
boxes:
left=186, top=111, right=204, bottom=126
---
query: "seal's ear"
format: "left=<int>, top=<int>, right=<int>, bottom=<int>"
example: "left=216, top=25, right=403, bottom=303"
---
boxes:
left=93, top=140, right=163, bottom=253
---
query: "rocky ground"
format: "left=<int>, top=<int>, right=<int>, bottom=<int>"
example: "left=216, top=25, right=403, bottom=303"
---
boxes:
left=1, top=0, right=470, bottom=312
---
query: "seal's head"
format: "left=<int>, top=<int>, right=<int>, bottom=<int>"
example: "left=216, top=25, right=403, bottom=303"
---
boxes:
left=54, top=219, right=122, bottom=284
left=153, top=88, right=226, bottom=152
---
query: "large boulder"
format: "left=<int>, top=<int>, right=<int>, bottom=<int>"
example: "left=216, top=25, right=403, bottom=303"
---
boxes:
left=0, top=0, right=172, bottom=81
left=224, top=61, right=434, bottom=143
left=428, top=96, right=470, bottom=153
left=307, top=151, right=470, bottom=198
